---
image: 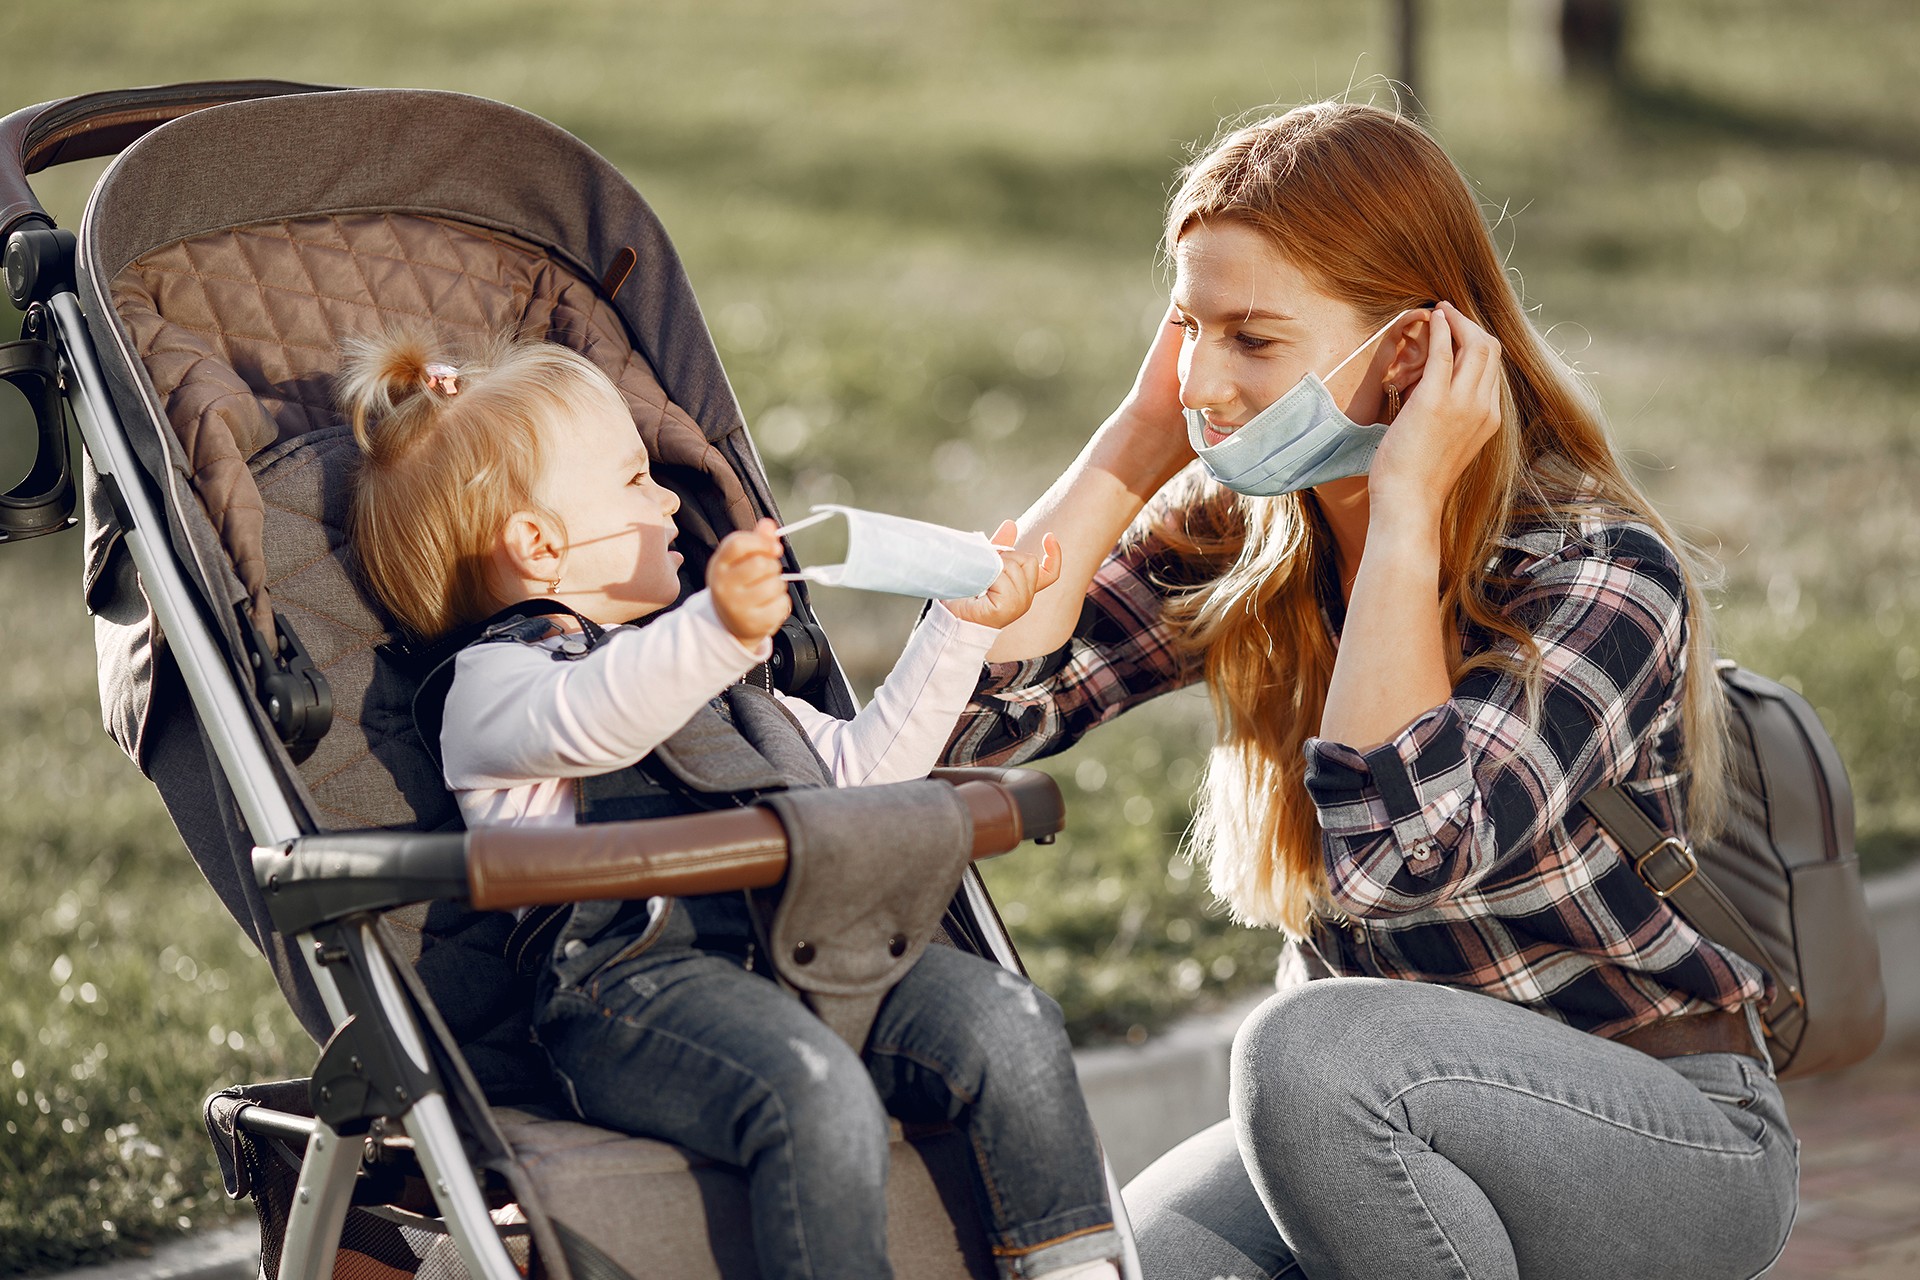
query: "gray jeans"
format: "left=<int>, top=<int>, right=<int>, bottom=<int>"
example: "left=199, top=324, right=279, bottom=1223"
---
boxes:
left=1125, top=978, right=1798, bottom=1280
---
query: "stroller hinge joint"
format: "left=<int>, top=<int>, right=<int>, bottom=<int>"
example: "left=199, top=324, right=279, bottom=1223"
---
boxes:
left=3, top=226, right=75, bottom=308
left=310, top=1013, right=439, bottom=1135
left=240, top=606, right=334, bottom=762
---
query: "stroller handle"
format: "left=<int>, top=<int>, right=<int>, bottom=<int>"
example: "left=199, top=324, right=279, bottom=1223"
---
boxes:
left=0, top=80, right=337, bottom=243
left=257, top=769, right=1065, bottom=934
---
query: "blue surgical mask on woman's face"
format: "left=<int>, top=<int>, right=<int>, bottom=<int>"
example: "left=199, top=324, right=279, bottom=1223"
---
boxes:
left=1184, top=310, right=1419, bottom=497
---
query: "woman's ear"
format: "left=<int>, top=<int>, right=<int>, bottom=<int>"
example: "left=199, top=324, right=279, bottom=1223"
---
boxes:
left=1383, top=308, right=1435, bottom=394
left=499, top=510, right=565, bottom=592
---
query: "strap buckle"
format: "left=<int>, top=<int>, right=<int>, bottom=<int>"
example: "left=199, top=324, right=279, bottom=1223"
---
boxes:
left=1636, top=837, right=1699, bottom=899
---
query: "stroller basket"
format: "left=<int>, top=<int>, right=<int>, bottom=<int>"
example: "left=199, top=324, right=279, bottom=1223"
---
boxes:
left=2, top=81, right=1136, bottom=1279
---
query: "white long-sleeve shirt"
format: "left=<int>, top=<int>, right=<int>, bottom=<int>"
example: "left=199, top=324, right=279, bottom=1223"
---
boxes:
left=442, top=592, right=998, bottom=830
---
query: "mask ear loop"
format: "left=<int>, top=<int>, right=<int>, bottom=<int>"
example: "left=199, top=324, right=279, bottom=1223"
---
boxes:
left=774, top=507, right=841, bottom=581
left=1319, top=305, right=1437, bottom=426
left=772, top=508, right=839, bottom=538
left=1322, top=305, right=1434, bottom=385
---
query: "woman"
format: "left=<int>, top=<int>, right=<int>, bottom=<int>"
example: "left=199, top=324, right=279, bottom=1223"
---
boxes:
left=946, top=102, right=1797, bottom=1279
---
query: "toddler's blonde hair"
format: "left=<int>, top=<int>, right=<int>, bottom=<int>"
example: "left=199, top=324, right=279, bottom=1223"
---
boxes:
left=339, top=328, right=627, bottom=641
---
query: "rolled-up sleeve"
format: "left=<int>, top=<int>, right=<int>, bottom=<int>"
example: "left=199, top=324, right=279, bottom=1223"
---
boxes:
left=1305, top=523, right=1690, bottom=917
left=942, top=526, right=1202, bottom=767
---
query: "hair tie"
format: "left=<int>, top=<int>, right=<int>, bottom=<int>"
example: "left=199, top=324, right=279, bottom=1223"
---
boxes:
left=424, top=363, right=462, bottom=396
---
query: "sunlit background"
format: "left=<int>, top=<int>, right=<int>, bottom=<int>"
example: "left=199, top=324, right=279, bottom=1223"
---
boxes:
left=1, top=0, right=1915, bottom=1269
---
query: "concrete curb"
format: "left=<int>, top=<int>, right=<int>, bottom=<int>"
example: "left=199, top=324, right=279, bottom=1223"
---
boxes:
left=41, top=1225, right=257, bottom=1280
left=40, top=865, right=1920, bottom=1279
left=1074, top=996, right=1264, bottom=1184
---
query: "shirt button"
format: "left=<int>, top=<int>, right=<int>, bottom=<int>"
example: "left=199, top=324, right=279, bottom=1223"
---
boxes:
left=563, top=939, right=587, bottom=959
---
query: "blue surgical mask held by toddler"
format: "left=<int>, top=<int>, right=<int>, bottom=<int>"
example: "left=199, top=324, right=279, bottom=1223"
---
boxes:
left=777, top=504, right=1006, bottom=600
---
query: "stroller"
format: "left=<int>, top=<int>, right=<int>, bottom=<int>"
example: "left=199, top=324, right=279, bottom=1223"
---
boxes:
left=0, top=81, right=1142, bottom=1279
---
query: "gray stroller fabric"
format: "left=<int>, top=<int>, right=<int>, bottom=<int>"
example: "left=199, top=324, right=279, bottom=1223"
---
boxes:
left=494, top=1109, right=998, bottom=1279
left=767, top=780, right=976, bottom=1050
left=75, top=85, right=843, bottom=789
left=107, top=212, right=744, bottom=830
left=74, top=89, right=855, bottom=1040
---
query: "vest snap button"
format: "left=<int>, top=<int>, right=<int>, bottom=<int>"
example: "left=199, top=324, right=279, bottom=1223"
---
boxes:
left=888, top=933, right=908, bottom=958
left=792, top=941, right=816, bottom=965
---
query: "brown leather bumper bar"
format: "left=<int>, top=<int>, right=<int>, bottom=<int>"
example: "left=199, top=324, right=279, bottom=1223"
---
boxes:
left=467, top=776, right=1030, bottom=912
left=260, top=770, right=1060, bottom=934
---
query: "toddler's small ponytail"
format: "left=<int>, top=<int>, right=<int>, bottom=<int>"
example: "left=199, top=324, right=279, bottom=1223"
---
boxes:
left=337, top=329, right=462, bottom=463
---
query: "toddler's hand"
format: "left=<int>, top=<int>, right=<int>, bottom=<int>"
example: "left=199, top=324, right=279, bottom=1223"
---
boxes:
left=709, top=519, right=791, bottom=647
left=942, top=521, right=1062, bottom=629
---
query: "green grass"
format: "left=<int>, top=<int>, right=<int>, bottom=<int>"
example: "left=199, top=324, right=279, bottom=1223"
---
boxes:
left=2, top=0, right=1918, bottom=1269
left=0, top=534, right=307, bottom=1271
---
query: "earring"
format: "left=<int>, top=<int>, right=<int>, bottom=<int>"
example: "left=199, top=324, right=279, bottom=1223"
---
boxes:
left=1383, top=380, right=1402, bottom=420
left=546, top=576, right=562, bottom=594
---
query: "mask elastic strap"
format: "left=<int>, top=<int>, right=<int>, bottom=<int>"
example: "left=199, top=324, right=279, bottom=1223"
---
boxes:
left=773, top=509, right=839, bottom=538
left=1321, top=306, right=1431, bottom=385
left=773, top=508, right=840, bottom=582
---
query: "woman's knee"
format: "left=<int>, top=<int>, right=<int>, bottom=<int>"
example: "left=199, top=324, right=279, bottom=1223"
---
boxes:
left=1229, top=978, right=1432, bottom=1158
left=1232, top=981, right=1363, bottom=1107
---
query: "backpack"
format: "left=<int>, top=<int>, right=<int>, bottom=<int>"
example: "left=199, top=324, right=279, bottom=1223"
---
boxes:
left=1580, top=660, right=1886, bottom=1079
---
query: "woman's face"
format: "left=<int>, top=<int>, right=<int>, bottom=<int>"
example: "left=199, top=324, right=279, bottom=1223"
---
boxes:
left=1171, top=219, right=1387, bottom=447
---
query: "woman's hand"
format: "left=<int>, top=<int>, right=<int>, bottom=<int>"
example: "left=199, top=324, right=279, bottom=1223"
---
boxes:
left=980, top=307, right=1193, bottom=663
left=943, top=520, right=1063, bottom=629
left=708, top=519, right=791, bottom=647
left=1365, top=302, right=1504, bottom=534
left=1320, top=303, right=1500, bottom=750
left=1105, top=305, right=1199, bottom=489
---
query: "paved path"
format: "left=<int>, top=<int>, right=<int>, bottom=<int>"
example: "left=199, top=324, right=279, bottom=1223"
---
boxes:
left=1769, top=1048, right=1920, bottom=1279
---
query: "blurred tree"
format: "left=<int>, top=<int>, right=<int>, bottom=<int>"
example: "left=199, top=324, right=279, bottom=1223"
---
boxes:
left=1512, top=0, right=1631, bottom=84
left=1390, top=0, right=1424, bottom=113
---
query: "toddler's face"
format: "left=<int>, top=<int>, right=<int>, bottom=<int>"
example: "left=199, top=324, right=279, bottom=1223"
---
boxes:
left=536, top=391, right=684, bottom=623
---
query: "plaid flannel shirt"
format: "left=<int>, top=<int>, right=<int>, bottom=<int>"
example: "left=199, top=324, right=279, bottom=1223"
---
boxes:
left=944, top=507, right=1768, bottom=1039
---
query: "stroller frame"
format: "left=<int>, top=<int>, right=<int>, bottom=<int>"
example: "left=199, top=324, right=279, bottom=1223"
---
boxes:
left=2, top=82, right=1142, bottom=1280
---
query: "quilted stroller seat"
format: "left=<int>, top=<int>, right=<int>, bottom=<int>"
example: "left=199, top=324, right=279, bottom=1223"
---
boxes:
left=59, top=84, right=1057, bottom=1279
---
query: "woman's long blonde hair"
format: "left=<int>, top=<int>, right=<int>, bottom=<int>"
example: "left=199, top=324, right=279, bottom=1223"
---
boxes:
left=1162, top=102, right=1726, bottom=935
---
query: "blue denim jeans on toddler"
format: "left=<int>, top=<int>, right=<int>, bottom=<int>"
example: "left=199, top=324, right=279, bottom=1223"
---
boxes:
left=534, top=895, right=1119, bottom=1280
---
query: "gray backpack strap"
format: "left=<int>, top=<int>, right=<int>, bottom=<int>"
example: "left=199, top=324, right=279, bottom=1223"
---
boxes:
left=1580, top=785, right=1797, bottom=1027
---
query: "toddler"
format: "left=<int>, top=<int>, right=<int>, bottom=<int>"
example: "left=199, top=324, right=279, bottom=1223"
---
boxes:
left=341, top=330, right=1121, bottom=1280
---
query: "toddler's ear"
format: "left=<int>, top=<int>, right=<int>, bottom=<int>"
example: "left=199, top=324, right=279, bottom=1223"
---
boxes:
left=499, top=510, right=564, bottom=587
